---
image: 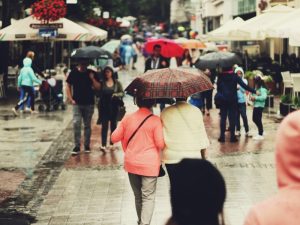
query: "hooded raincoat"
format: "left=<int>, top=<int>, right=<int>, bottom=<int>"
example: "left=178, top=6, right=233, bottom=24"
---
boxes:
left=244, top=110, right=300, bottom=225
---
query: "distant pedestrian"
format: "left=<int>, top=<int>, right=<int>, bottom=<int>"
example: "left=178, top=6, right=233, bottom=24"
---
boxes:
left=235, top=67, right=251, bottom=137
left=244, top=110, right=300, bottom=225
left=66, top=59, right=101, bottom=155
left=161, top=98, right=209, bottom=187
left=201, top=68, right=214, bottom=116
left=165, top=159, right=226, bottom=225
left=250, top=75, right=268, bottom=140
left=111, top=97, right=165, bottom=225
left=12, top=58, right=42, bottom=116
left=178, top=49, right=192, bottom=67
left=215, top=67, right=257, bottom=143
left=144, top=44, right=169, bottom=111
left=97, top=66, right=124, bottom=152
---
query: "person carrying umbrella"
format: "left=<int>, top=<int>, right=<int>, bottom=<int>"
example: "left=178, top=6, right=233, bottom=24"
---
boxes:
left=66, top=59, right=101, bottom=155
left=144, top=44, right=169, bottom=72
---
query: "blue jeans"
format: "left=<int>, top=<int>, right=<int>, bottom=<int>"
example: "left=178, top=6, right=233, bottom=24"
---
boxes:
left=73, top=105, right=94, bottom=148
left=236, top=103, right=249, bottom=132
left=19, top=87, right=33, bottom=110
left=220, top=104, right=237, bottom=139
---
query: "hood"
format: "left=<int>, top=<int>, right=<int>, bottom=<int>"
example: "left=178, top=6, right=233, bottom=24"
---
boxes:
left=234, top=67, right=244, bottom=78
left=276, top=110, right=300, bottom=189
left=23, top=57, right=32, bottom=67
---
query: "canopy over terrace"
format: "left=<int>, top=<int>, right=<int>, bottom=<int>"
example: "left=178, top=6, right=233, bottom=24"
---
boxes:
left=0, top=16, right=89, bottom=41
left=206, top=17, right=249, bottom=41
left=77, top=22, right=107, bottom=41
left=229, top=4, right=294, bottom=40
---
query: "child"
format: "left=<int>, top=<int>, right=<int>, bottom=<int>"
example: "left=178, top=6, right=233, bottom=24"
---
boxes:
left=250, top=75, right=268, bottom=140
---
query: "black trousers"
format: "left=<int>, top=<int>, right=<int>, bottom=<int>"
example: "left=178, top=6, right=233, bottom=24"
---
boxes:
left=220, top=103, right=237, bottom=140
left=101, top=118, right=117, bottom=146
left=15, top=85, right=35, bottom=110
left=252, top=107, right=264, bottom=135
left=201, top=90, right=213, bottom=110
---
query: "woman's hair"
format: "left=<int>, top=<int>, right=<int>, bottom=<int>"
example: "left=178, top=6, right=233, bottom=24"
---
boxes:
left=103, top=66, right=114, bottom=81
left=135, top=97, right=155, bottom=109
left=26, top=51, right=35, bottom=59
left=169, top=159, right=226, bottom=225
left=254, top=75, right=266, bottom=89
left=182, top=49, right=191, bottom=61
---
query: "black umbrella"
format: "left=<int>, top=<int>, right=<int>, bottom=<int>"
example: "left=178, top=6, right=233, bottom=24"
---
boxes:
left=195, top=52, right=242, bottom=69
left=71, top=45, right=112, bottom=59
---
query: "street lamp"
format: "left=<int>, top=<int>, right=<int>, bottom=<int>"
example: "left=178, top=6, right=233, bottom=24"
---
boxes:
left=93, top=7, right=101, bottom=17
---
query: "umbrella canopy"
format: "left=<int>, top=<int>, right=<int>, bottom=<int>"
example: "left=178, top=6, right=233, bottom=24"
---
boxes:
left=181, top=39, right=206, bottom=49
left=77, top=22, right=107, bottom=41
left=144, top=39, right=184, bottom=58
left=206, top=17, right=248, bottom=41
left=0, top=16, right=89, bottom=41
left=229, top=4, right=294, bottom=40
left=196, top=52, right=242, bottom=69
left=101, top=40, right=121, bottom=53
left=121, top=34, right=132, bottom=41
left=125, top=68, right=213, bottom=99
left=71, top=46, right=112, bottom=59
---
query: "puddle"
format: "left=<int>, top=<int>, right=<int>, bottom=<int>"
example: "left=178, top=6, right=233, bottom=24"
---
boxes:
left=0, top=115, right=15, bottom=121
left=3, top=127, right=34, bottom=131
left=36, top=114, right=64, bottom=121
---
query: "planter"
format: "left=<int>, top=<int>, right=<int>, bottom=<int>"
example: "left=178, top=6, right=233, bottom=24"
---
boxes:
left=265, top=81, right=276, bottom=94
left=247, top=78, right=255, bottom=89
left=279, top=102, right=294, bottom=116
left=265, top=95, right=274, bottom=108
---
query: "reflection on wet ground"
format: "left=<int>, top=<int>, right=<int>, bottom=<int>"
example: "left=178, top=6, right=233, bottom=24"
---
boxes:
left=3, top=127, right=34, bottom=131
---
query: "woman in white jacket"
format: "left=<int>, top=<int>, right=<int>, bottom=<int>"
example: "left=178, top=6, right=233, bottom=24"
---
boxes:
left=160, top=98, right=210, bottom=185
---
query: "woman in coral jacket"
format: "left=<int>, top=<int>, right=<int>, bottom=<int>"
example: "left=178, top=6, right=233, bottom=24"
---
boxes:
left=111, top=97, right=165, bottom=225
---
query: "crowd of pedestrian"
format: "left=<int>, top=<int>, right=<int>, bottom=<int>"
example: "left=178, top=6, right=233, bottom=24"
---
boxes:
left=12, top=38, right=300, bottom=225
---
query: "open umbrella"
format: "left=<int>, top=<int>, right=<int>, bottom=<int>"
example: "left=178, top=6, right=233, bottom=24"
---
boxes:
left=195, top=52, right=242, bottom=69
left=144, top=39, right=184, bottom=58
left=101, top=40, right=121, bottom=54
left=125, top=68, right=213, bottom=99
left=181, top=39, right=206, bottom=49
left=71, top=45, right=112, bottom=59
left=121, top=34, right=132, bottom=41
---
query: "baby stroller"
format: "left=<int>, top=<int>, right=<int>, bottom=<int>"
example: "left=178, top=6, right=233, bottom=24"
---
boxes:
left=36, top=77, right=66, bottom=111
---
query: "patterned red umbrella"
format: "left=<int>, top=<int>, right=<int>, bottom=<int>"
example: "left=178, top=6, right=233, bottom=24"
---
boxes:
left=144, top=39, right=184, bottom=58
left=125, top=68, right=213, bottom=99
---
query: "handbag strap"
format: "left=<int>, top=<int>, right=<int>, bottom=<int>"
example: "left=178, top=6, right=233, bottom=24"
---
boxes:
left=127, top=114, right=153, bottom=146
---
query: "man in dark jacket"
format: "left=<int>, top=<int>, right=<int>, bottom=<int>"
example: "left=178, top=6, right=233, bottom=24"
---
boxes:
left=216, top=68, right=258, bottom=143
left=144, top=44, right=169, bottom=72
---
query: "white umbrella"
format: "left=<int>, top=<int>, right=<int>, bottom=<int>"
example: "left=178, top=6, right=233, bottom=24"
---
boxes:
left=0, top=16, right=89, bottom=41
left=229, top=4, right=294, bottom=40
left=206, top=17, right=252, bottom=41
left=77, top=22, right=107, bottom=41
left=120, top=19, right=131, bottom=28
left=120, top=34, right=132, bottom=41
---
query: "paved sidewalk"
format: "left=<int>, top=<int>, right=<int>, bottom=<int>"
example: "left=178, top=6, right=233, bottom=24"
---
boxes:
left=1, top=56, right=281, bottom=225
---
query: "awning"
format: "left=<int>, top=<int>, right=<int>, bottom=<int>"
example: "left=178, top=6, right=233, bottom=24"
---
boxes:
left=77, top=22, right=107, bottom=41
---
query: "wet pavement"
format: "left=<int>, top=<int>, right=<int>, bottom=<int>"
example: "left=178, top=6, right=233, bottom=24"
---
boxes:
left=0, top=56, right=282, bottom=225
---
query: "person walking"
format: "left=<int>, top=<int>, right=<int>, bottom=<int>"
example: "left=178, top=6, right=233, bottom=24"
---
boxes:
left=144, top=44, right=170, bottom=111
left=165, top=159, right=226, bottom=225
left=12, top=58, right=42, bottom=116
left=235, top=66, right=251, bottom=137
left=177, top=49, right=192, bottom=67
left=215, top=67, right=257, bottom=143
left=250, top=75, right=268, bottom=140
left=201, top=68, right=215, bottom=116
left=161, top=99, right=209, bottom=187
left=111, top=97, right=165, bottom=225
left=66, top=59, right=100, bottom=155
left=97, top=66, right=124, bottom=152
left=244, top=110, right=300, bottom=225
left=144, top=44, right=169, bottom=72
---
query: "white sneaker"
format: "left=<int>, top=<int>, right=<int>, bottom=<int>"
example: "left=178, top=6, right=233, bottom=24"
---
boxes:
left=24, top=107, right=31, bottom=112
left=235, top=131, right=241, bottom=136
left=30, top=110, right=39, bottom=114
left=245, top=132, right=252, bottom=137
left=12, top=108, right=18, bottom=116
left=253, top=135, right=264, bottom=140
